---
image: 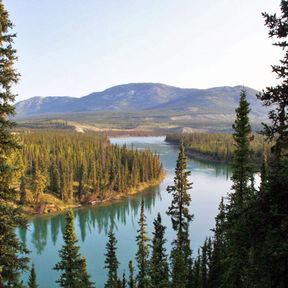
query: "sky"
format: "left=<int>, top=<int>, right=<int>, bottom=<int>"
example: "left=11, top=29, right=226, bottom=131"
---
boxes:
left=4, top=0, right=282, bottom=101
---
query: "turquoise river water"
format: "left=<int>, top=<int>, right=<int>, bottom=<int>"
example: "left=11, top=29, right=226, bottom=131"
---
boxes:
left=18, top=136, right=233, bottom=287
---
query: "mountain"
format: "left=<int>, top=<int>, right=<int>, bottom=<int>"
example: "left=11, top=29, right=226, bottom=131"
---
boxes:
left=15, top=83, right=264, bottom=117
left=14, top=83, right=267, bottom=133
left=15, top=96, right=78, bottom=116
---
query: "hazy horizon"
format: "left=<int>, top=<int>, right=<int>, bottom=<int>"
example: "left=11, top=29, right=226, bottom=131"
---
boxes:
left=5, top=0, right=281, bottom=101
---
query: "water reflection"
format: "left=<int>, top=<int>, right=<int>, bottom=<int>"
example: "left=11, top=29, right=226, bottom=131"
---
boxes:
left=18, top=186, right=160, bottom=253
left=31, top=218, right=48, bottom=254
left=18, top=136, right=232, bottom=288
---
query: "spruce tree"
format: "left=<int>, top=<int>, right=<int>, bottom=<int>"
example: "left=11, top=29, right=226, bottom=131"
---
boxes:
left=192, top=250, right=201, bottom=288
left=150, top=213, right=169, bottom=288
left=0, top=1, right=29, bottom=286
left=19, top=175, right=27, bottom=205
left=32, top=169, right=46, bottom=206
left=207, top=198, right=226, bottom=288
left=167, top=141, right=193, bottom=233
left=224, top=90, right=254, bottom=287
left=230, top=90, right=254, bottom=207
left=135, top=199, right=150, bottom=288
left=256, top=2, right=288, bottom=285
left=128, top=261, right=135, bottom=288
left=54, top=210, right=94, bottom=287
left=167, top=141, right=193, bottom=287
left=122, top=272, right=127, bottom=288
left=104, top=231, right=119, bottom=288
left=27, top=264, right=38, bottom=288
left=79, top=257, right=94, bottom=288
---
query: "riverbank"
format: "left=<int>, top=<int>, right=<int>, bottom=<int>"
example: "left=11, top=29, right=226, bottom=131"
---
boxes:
left=23, top=173, right=165, bottom=217
left=165, top=138, right=230, bottom=164
left=185, top=148, right=229, bottom=164
left=165, top=135, right=268, bottom=166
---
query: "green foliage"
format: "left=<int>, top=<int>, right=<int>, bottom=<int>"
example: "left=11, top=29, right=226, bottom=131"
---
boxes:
left=128, top=261, right=136, bottom=288
left=135, top=199, right=150, bottom=288
left=53, top=210, right=94, bottom=287
left=104, top=231, right=119, bottom=288
left=79, top=257, right=94, bottom=288
left=167, top=142, right=193, bottom=233
left=150, top=213, right=169, bottom=288
left=192, top=239, right=213, bottom=288
left=230, top=90, right=254, bottom=207
left=27, top=264, right=38, bottom=288
left=221, top=91, right=255, bottom=287
left=255, top=2, right=288, bottom=286
left=259, top=5, right=288, bottom=156
left=166, top=131, right=270, bottom=165
left=122, top=272, right=127, bottom=288
left=14, top=131, right=162, bottom=208
left=167, top=142, right=193, bottom=287
left=19, top=176, right=27, bottom=205
left=0, top=1, right=29, bottom=286
left=207, top=198, right=226, bottom=288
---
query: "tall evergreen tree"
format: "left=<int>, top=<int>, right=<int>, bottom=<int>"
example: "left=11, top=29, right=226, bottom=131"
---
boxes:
left=0, top=1, right=29, bottom=286
left=207, top=198, right=226, bottom=288
left=104, top=231, right=119, bottom=288
left=150, top=213, right=169, bottom=288
left=54, top=210, right=94, bottom=288
left=128, top=261, right=135, bottom=288
left=27, top=264, right=38, bottom=288
left=122, top=272, right=127, bottom=288
left=19, top=175, right=27, bottom=205
left=167, top=141, right=193, bottom=287
left=230, top=90, right=254, bottom=207
left=192, top=250, right=201, bottom=288
left=167, top=141, right=193, bottom=233
left=79, top=257, right=94, bottom=288
left=135, top=199, right=150, bottom=288
left=223, top=90, right=255, bottom=287
left=32, top=169, right=46, bottom=206
left=256, top=2, right=288, bottom=285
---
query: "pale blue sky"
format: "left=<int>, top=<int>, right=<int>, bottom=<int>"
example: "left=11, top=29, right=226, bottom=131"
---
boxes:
left=4, top=0, right=281, bottom=101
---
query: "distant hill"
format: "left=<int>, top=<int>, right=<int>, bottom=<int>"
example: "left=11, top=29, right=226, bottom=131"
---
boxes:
left=14, top=83, right=267, bottom=133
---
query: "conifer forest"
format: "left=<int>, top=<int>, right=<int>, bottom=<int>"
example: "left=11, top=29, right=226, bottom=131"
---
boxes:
left=17, top=131, right=163, bottom=211
left=0, top=0, right=287, bottom=287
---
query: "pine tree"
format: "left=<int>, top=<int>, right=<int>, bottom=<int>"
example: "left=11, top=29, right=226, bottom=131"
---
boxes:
left=122, top=272, right=127, bottom=288
left=135, top=199, right=150, bottom=288
left=128, top=261, right=135, bottom=288
left=27, top=264, right=38, bottom=288
left=255, top=2, right=288, bottom=285
left=77, top=163, right=85, bottom=200
left=79, top=257, right=94, bottom=288
left=50, top=160, right=60, bottom=196
left=150, top=213, right=169, bottom=288
left=32, top=169, right=46, bottom=206
left=0, top=1, right=29, bottom=286
left=104, top=231, right=119, bottom=288
left=54, top=210, right=93, bottom=287
left=207, top=198, right=226, bottom=288
left=19, top=175, right=27, bottom=205
left=224, top=90, right=255, bottom=287
left=230, top=90, right=254, bottom=207
left=167, top=141, right=193, bottom=287
left=199, top=238, right=212, bottom=288
left=192, top=250, right=201, bottom=288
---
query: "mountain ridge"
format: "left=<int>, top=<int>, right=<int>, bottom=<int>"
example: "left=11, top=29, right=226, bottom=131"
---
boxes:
left=15, top=83, right=264, bottom=119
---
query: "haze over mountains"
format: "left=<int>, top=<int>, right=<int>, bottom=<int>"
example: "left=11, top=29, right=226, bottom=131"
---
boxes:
left=15, top=83, right=264, bottom=116
left=15, top=83, right=267, bottom=132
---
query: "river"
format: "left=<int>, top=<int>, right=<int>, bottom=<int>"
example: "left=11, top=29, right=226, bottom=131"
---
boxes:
left=18, top=136, right=232, bottom=287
